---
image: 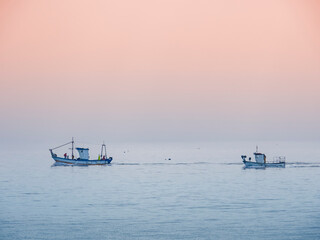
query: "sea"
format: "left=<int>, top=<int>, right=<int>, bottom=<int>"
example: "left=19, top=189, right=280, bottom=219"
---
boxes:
left=0, top=141, right=320, bottom=240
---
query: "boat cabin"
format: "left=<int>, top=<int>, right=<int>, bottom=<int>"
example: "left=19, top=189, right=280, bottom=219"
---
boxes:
left=254, top=152, right=266, bottom=164
left=76, top=148, right=90, bottom=160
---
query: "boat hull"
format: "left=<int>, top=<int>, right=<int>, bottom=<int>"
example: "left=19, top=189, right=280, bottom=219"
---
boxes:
left=243, top=160, right=285, bottom=168
left=265, top=162, right=285, bottom=168
left=53, top=156, right=112, bottom=165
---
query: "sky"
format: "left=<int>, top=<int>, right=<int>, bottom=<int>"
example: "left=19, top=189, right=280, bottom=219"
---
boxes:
left=0, top=0, right=320, bottom=143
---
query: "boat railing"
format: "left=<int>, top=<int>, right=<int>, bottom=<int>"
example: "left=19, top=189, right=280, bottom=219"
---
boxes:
left=271, top=156, right=286, bottom=163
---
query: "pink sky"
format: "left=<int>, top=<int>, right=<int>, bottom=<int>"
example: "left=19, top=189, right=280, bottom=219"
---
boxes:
left=0, top=0, right=319, bottom=142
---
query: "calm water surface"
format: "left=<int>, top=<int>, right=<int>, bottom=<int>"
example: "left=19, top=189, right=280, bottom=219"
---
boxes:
left=1, top=141, right=320, bottom=239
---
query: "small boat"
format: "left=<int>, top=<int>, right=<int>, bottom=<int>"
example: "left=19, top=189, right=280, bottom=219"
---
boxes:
left=241, top=146, right=285, bottom=168
left=49, top=138, right=113, bottom=165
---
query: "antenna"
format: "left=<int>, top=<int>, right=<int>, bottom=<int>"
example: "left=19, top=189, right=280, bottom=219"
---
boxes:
left=256, top=145, right=258, bottom=153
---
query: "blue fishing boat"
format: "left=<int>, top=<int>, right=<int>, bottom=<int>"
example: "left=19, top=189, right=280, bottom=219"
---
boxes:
left=49, top=138, right=113, bottom=165
left=241, top=146, right=285, bottom=168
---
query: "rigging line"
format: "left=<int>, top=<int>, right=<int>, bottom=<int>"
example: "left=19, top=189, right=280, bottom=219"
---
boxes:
left=75, top=141, right=103, bottom=146
left=51, top=141, right=72, bottom=150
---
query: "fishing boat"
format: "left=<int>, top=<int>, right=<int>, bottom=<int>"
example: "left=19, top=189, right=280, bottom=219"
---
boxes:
left=49, top=138, right=113, bottom=165
left=241, top=146, right=285, bottom=168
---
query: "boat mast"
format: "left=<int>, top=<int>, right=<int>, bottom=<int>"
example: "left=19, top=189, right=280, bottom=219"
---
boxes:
left=101, top=142, right=103, bottom=157
left=72, top=137, right=74, bottom=159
